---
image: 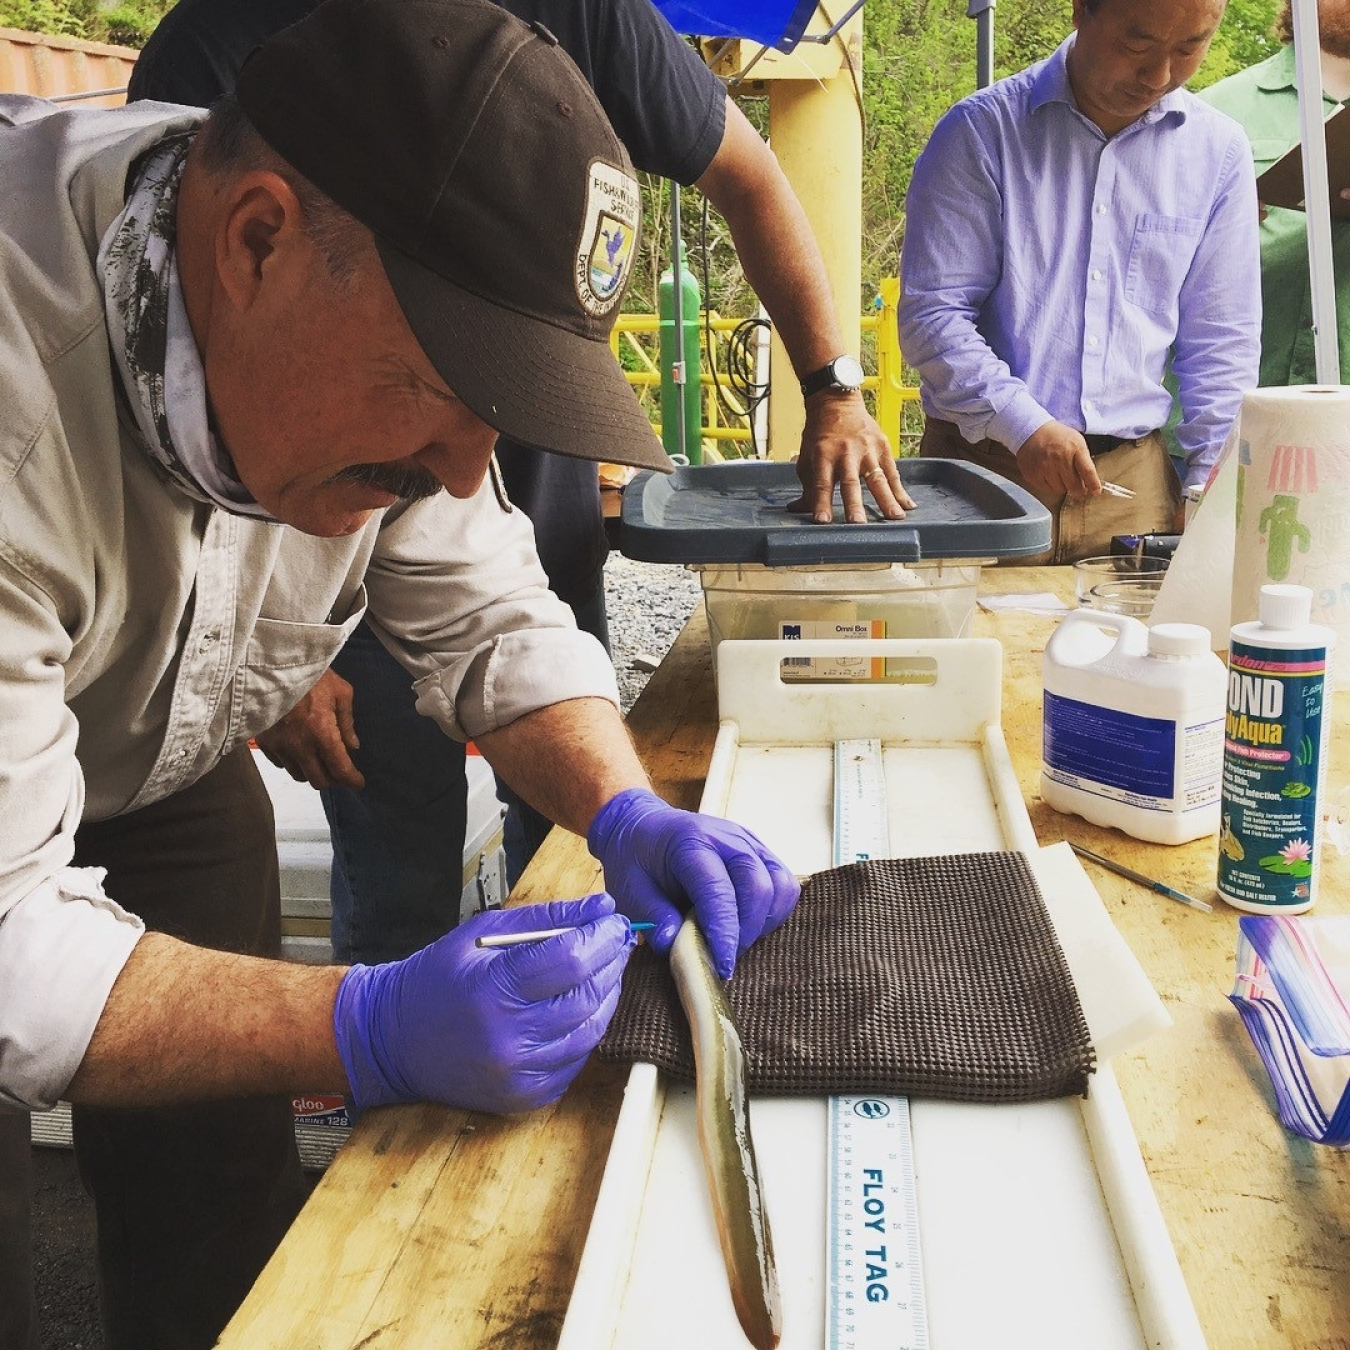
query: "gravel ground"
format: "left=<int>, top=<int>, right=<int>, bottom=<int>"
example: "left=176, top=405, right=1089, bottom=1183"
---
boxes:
left=28, top=551, right=701, bottom=1350
left=603, top=552, right=703, bottom=713
left=31, top=1148, right=100, bottom=1350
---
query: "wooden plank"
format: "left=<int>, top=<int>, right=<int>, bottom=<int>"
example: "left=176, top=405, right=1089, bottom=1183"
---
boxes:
left=220, top=1103, right=478, bottom=1348
left=344, top=1061, right=627, bottom=1348
left=222, top=566, right=1350, bottom=1349
left=977, top=569, right=1350, bottom=1350
left=220, top=602, right=712, bottom=1350
left=220, top=1068, right=628, bottom=1349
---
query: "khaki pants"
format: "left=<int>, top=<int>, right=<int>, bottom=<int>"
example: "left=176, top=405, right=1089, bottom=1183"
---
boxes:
left=1, top=748, right=309, bottom=1350
left=919, top=418, right=1181, bottom=564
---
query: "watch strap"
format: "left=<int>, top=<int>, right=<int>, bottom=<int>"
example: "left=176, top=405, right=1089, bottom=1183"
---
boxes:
left=800, top=355, right=862, bottom=398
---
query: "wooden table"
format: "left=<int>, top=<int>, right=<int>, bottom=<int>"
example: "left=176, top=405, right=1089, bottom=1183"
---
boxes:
left=219, top=566, right=1350, bottom=1350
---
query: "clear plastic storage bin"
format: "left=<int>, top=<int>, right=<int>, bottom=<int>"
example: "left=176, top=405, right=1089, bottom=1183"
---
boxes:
left=694, top=559, right=989, bottom=682
left=618, top=459, right=1051, bottom=684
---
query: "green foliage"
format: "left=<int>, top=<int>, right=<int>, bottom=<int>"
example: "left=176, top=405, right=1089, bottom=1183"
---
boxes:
left=96, top=0, right=175, bottom=47
left=1194, top=0, right=1284, bottom=87
left=0, top=0, right=172, bottom=46
left=3, top=0, right=1285, bottom=305
left=0, top=0, right=93, bottom=39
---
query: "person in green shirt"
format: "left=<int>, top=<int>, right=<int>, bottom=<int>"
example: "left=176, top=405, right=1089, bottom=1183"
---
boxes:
left=1203, top=0, right=1350, bottom=384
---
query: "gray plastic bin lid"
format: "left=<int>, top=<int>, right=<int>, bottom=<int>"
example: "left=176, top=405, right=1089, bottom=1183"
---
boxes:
left=618, top=459, right=1052, bottom=566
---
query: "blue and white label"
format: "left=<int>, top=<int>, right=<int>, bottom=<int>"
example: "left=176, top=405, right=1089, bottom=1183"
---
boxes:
left=1219, top=641, right=1330, bottom=909
left=1043, top=691, right=1222, bottom=814
left=827, top=1095, right=926, bottom=1350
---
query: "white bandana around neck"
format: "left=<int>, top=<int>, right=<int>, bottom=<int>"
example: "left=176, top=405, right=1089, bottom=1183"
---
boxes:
left=99, top=135, right=279, bottom=522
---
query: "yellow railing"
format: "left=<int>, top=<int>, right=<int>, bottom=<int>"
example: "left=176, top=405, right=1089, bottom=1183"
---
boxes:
left=610, top=276, right=921, bottom=458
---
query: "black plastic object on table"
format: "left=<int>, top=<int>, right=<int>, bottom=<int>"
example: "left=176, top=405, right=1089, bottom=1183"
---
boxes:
left=1111, top=533, right=1181, bottom=562
left=617, top=460, right=1052, bottom=567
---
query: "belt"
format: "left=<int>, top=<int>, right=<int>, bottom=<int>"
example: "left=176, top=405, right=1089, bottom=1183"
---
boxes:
left=1082, top=432, right=1154, bottom=456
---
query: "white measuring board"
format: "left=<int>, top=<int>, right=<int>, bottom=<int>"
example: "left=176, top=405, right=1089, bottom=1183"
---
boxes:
left=827, top=739, right=928, bottom=1350
left=560, top=639, right=1205, bottom=1350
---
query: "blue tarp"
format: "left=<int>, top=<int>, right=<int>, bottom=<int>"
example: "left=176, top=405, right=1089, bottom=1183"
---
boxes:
left=652, top=0, right=817, bottom=50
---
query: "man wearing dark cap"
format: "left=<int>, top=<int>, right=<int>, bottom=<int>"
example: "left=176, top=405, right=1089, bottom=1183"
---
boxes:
left=127, top=0, right=908, bottom=970
left=0, top=3, right=797, bottom=1346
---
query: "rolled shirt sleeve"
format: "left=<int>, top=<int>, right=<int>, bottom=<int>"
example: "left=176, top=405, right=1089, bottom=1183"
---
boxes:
left=0, top=869, right=144, bottom=1111
left=0, top=563, right=146, bottom=1110
left=356, top=475, right=620, bottom=742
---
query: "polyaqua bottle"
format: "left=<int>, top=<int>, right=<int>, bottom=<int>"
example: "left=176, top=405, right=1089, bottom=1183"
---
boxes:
left=1041, top=611, right=1227, bottom=844
left=1218, top=584, right=1335, bottom=914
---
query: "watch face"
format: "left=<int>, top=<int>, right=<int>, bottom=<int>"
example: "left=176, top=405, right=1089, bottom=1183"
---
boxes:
left=833, top=355, right=864, bottom=389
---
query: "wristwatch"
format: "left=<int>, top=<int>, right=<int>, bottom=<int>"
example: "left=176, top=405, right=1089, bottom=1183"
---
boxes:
left=800, top=354, right=865, bottom=398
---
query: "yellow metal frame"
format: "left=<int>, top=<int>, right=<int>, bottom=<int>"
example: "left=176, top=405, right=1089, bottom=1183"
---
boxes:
left=609, top=278, right=919, bottom=456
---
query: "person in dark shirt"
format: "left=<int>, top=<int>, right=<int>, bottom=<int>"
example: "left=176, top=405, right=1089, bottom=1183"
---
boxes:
left=130, top=0, right=907, bottom=963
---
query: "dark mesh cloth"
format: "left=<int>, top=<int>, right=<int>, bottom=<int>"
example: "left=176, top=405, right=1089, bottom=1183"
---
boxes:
left=599, top=852, right=1096, bottom=1103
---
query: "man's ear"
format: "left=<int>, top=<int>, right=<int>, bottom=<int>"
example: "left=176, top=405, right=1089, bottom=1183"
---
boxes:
left=214, top=170, right=307, bottom=313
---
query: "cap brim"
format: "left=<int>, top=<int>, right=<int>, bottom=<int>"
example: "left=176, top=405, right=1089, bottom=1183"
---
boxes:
left=376, top=240, right=672, bottom=474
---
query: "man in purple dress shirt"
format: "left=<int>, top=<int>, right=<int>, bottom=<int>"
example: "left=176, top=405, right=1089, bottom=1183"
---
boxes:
left=899, top=0, right=1261, bottom=562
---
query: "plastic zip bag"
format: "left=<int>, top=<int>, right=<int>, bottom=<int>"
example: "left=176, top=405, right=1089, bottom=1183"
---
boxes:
left=1229, top=915, right=1350, bottom=1147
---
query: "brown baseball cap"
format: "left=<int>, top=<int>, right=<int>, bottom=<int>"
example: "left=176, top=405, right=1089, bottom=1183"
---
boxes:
left=235, top=0, right=669, bottom=472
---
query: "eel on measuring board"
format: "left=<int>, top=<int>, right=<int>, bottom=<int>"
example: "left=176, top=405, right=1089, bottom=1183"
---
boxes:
left=669, top=916, right=782, bottom=1350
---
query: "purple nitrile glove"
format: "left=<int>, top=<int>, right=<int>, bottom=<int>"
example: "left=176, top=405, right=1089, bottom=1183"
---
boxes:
left=586, top=787, right=800, bottom=979
left=333, top=893, right=633, bottom=1118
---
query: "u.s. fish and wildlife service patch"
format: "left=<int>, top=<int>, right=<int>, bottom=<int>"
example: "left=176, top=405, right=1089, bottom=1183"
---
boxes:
left=576, top=159, right=640, bottom=317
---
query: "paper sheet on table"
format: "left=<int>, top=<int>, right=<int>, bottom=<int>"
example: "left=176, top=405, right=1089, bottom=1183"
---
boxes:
left=1030, top=841, right=1171, bottom=1061
left=979, top=591, right=1070, bottom=616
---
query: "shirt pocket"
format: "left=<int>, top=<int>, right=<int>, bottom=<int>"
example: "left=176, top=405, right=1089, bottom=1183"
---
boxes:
left=226, top=584, right=368, bottom=750
left=1124, top=213, right=1205, bottom=319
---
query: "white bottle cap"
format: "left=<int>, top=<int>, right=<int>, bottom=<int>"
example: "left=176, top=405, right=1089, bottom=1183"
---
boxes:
left=1259, top=584, right=1313, bottom=631
left=1148, top=622, right=1212, bottom=657
left=1150, top=621, right=1215, bottom=658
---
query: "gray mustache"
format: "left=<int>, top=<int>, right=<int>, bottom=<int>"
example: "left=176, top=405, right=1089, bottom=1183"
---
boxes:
left=331, top=460, right=443, bottom=502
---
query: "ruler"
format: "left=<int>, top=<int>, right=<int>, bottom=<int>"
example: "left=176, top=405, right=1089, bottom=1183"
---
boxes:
left=827, top=740, right=928, bottom=1348
left=827, top=1095, right=927, bottom=1350
left=832, top=738, right=889, bottom=863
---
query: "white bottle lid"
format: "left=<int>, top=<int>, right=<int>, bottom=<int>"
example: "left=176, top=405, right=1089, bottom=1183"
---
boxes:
left=1148, top=622, right=1211, bottom=657
left=1259, top=584, right=1313, bottom=631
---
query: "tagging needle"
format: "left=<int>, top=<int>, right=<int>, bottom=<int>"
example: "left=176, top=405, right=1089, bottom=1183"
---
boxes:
left=1070, top=843, right=1212, bottom=912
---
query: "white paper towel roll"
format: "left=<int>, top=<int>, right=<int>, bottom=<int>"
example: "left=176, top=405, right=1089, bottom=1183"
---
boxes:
left=1231, top=386, right=1350, bottom=687
left=1148, top=421, right=1239, bottom=641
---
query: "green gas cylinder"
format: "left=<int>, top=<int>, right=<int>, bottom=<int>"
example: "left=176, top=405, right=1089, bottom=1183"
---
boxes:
left=658, top=246, right=702, bottom=465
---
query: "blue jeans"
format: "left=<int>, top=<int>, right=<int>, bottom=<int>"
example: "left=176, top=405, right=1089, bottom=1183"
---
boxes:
left=324, top=590, right=610, bottom=965
left=497, top=586, right=609, bottom=887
